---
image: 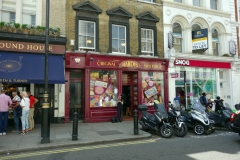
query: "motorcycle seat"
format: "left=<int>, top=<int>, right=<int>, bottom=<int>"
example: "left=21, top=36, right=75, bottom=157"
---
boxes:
left=142, top=111, right=156, bottom=122
left=181, top=112, right=192, bottom=119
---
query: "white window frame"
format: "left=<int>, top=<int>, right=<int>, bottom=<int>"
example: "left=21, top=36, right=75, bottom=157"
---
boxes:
left=210, top=0, right=218, bottom=10
left=141, top=28, right=154, bottom=56
left=22, top=0, right=36, bottom=25
left=138, top=0, right=154, bottom=3
left=78, top=20, right=96, bottom=50
left=193, top=0, right=201, bottom=7
left=112, top=24, right=126, bottom=54
left=212, top=28, right=219, bottom=56
left=1, top=0, right=16, bottom=23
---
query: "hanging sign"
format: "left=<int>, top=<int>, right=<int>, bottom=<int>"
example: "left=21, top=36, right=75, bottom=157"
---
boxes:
left=192, top=28, right=208, bottom=51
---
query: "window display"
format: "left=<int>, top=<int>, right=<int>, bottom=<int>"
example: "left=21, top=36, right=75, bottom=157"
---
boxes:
left=90, top=70, right=118, bottom=107
left=142, top=72, right=164, bottom=106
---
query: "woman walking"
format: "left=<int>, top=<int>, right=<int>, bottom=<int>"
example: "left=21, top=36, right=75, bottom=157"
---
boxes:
left=20, top=91, right=30, bottom=135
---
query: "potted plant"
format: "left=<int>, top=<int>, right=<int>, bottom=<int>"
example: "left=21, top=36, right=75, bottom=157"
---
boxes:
left=14, top=23, right=21, bottom=33
left=222, top=53, right=230, bottom=57
left=21, top=24, right=28, bottom=34
left=0, top=22, right=5, bottom=31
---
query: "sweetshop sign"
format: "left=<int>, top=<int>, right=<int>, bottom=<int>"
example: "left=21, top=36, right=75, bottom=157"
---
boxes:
left=175, top=59, right=190, bottom=66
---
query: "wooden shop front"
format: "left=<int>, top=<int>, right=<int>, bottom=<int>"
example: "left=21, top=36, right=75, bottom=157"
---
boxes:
left=65, top=52, right=169, bottom=123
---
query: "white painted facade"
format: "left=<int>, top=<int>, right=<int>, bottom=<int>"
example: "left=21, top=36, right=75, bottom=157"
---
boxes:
left=163, top=0, right=237, bottom=108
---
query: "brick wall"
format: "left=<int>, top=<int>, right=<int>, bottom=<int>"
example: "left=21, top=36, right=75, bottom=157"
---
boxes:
left=66, top=0, right=164, bottom=57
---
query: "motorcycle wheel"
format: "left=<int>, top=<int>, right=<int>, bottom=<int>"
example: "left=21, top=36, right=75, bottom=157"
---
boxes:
left=226, top=121, right=232, bottom=131
left=205, top=126, right=212, bottom=135
left=159, top=125, right=173, bottom=138
left=194, top=123, right=205, bottom=135
left=174, top=123, right=188, bottom=137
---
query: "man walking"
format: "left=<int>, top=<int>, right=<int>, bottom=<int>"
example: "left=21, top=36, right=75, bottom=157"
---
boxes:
left=12, top=92, right=21, bottom=132
left=27, top=91, right=38, bottom=130
left=0, top=90, right=12, bottom=135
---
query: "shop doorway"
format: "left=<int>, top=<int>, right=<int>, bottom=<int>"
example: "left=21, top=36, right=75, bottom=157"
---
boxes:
left=69, top=71, right=84, bottom=121
left=122, top=71, right=138, bottom=118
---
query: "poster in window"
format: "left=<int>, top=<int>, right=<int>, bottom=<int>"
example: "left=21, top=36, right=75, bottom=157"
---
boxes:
left=144, top=86, right=158, bottom=98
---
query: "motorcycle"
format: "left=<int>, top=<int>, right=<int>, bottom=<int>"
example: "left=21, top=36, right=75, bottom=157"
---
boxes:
left=179, top=98, right=214, bottom=135
left=168, top=101, right=188, bottom=137
left=138, top=103, right=173, bottom=138
left=206, top=103, right=232, bottom=131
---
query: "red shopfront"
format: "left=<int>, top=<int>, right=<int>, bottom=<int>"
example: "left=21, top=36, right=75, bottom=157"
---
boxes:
left=65, top=52, right=169, bottom=123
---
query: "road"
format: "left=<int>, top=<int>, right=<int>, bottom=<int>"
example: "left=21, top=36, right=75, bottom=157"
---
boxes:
left=1, top=129, right=240, bottom=160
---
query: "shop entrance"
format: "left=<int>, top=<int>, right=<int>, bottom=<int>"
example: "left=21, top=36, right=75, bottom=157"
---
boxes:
left=122, top=71, right=138, bottom=118
left=69, top=71, right=84, bottom=121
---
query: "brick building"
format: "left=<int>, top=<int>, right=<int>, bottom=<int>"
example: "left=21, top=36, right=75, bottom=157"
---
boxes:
left=64, top=0, right=168, bottom=122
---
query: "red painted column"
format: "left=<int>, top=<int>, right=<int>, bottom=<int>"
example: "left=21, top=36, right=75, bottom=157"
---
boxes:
left=118, top=70, right=122, bottom=95
left=164, top=71, right=169, bottom=111
left=65, top=69, right=70, bottom=123
left=84, top=69, right=90, bottom=122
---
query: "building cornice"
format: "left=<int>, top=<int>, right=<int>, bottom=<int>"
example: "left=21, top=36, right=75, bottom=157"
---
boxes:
left=162, top=0, right=231, bottom=18
left=175, top=53, right=236, bottom=62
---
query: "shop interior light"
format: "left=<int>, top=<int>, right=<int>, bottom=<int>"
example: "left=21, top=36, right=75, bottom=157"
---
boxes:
left=121, top=43, right=126, bottom=46
left=87, top=40, right=92, bottom=44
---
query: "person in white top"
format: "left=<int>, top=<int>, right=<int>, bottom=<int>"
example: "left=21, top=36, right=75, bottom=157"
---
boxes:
left=20, top=91, right=30, bottom=135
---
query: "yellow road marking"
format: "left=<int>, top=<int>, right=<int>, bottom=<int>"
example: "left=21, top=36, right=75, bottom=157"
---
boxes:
left=0, top=139, right=157, bottom=159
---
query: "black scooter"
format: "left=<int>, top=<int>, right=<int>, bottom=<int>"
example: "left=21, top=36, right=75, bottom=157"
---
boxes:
left=206, top=103, right=232, bottom=131
left=168, top=101, right=188, bottom=137
left=138, top=103, right=173, bottom=138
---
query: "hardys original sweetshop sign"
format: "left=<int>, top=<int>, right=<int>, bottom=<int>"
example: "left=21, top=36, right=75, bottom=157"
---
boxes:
left=94, top=59, right=164, bottom=70
left=0, top=40, right=65, bottom=54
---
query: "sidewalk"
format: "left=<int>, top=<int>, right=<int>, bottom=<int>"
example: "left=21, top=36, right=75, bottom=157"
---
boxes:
left=0, top=121, right=151, bottom=154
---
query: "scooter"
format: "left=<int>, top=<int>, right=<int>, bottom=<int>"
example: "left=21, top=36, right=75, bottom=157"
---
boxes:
left=206, top=103, right=232, bottom=131
left=179, top=99, right=214, bottom=135
left=138, top=103, right=173, bottom=138
left=168, top=101, right=188, bottom=137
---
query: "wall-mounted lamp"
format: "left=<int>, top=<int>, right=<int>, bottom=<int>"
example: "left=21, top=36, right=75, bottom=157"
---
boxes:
left=162, top=62, right=166, bottom=65
left=90, top=57, right=94, bottom=61
left=87, top=39, right=92, bottom=44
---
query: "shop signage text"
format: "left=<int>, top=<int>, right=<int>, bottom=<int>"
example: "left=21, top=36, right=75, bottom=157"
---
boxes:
left=95, top=59, right=162, bottom=70
left=175, top=59, right=190, bottom=66
left=0, top=40, right=65, bottom=54
left=0, top=79, right=28, bottom=83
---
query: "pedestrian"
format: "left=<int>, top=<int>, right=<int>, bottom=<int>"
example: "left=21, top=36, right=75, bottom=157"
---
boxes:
left=27, top=91, right=38, bottom=131
left=206, top=99, right=213, bottom=111
left=173, top=93, right=181, bottom=105
left=20, top=91, right=30, bottom=135
left=0, top=90, right=12, bottom=135
left=214, top=96, right=224, bottom=113
left=117, top=94, right=123, bottom=122
left=11, top=92, right=22, bottom=133
left=200, top=92, right=208, bottom=108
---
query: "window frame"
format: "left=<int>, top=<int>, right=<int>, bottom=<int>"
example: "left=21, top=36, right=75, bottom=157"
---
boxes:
left=75, top=16, right=100, bottom=52
left=138, top=0, right=155, bottom=3
left=174, top=0, right=182, bottom=3
left=141, top=28, right=154, bottom=56
left=111, top=24, right=127, bottom=54
left=212, top=28, right=219, bottom=56
left=172, top=22, right=183, bottom=53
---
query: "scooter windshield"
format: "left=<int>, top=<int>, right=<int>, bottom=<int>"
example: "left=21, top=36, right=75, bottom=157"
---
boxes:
left=192, top=98, right=205, bottom=113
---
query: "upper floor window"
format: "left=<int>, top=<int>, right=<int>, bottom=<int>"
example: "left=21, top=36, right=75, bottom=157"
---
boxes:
left=192, top=24, right=202, bottom=54
left=112, top=24, right=126, bottom=54
left=141, top=28, right=154, bottom=56
left=212, top=28, right=219, bottom=56
left=210, top=0, right=218, bottom=10
left=78, top=20, right=95, bottom=50
left=193, top=0, right=201, bottom=7
left=22, top=0, right=36, bottom=26
left=1, top=0, right=16, bottom=23
left=172, top=23, right=182, bottom=53
left=174, top=0, right=182, bottom=3
left=139, top=0, right=154, bottom=2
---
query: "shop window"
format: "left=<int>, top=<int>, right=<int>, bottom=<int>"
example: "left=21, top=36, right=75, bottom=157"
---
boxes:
left=175, top=67, right=217, bottom=107
left=174, top=0, right=182, bottom=3
left=112, top=24, right=126, bottom=54
left=193, top=0, right=201, bottom=7
left=1, top=0, right=16, bottom=23
left=90, top=70, right=118, bottom=107
left=210, top=0, right=218, bottom=10
left=172, top=23, right=182, bottom=53
left=141, top=28, right=154, bottom=56
left=78, top=20, right=95, bottom=50
left=22, top=0, right=36, bottom=25
left=212, top=28, right=219, bottom=56
left=141, top=72, right=164, bottom=106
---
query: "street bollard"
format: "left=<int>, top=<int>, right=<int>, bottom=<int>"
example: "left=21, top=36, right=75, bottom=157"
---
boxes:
left=133, top=109, right=139, bottom=135
left=72, top=112, right=78, bottom=141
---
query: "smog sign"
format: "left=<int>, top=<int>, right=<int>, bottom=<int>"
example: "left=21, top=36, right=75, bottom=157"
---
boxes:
left=192, top=28, right=208, bottom=51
